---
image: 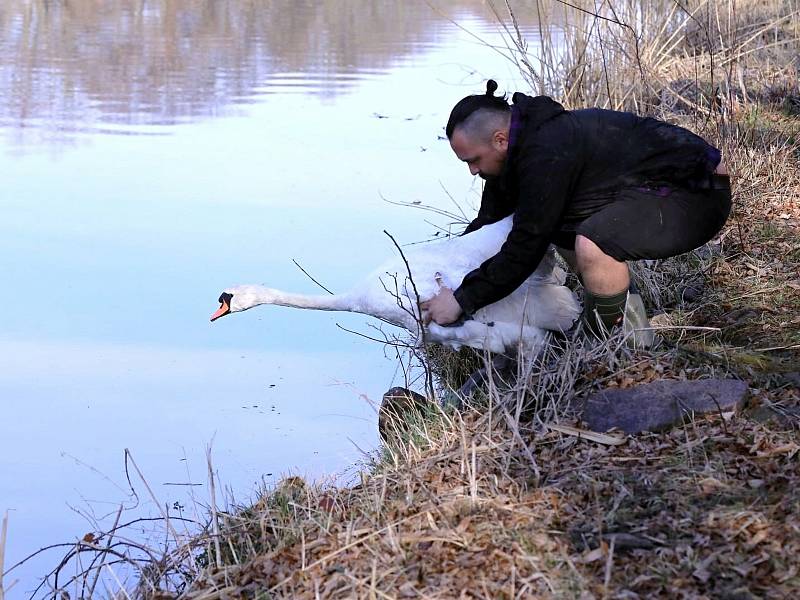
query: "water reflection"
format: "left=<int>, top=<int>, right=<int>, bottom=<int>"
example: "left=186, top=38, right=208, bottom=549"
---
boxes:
left=0, top=0, right=544, bottom=143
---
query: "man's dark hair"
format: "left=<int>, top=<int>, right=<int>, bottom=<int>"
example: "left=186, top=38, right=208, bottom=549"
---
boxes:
left=445, top=79, right=511, bottom=141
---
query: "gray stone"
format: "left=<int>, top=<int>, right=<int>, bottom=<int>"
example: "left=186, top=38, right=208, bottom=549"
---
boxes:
left=579, top=379, right=749, bottom=434
left=783, top=372, right=800, bottom=388
left=378, top=387, right=430, bottom=443
left=680, top=280, right=705, bottom=303
left=745, top=404, right=800, bottom=426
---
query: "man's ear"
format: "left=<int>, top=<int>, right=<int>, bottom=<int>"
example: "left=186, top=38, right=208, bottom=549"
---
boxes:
left=492, top=129, right=509, bottom=151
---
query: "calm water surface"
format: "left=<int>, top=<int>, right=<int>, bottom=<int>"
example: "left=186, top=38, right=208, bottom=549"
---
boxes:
left=0, top=1, right=543, bottom=594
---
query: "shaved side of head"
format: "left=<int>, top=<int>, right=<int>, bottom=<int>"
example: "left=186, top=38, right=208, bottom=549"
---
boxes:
left=456, top=108, right=511, bottom=145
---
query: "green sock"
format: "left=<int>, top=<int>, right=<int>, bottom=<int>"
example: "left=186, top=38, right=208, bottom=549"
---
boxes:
left=582, top=289, right=628, bottom=338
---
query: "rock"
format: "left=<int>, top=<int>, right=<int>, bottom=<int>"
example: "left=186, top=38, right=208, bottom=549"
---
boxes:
left=691, top=242, right=721, bottom=261
left=718, top=587, right=758, bottom=600
left=783, top=372, right=800, bottom=388
left=745, top=404, right=800, bottom=426
left=379, top=387, right=431, bottom=443
left=602, top=532, right=657, bottom=550
left=571, top=527, right=658, bottom=553
left=680, top=280, right=705, bottom=303
left=579, top=379, right=749, bottom=434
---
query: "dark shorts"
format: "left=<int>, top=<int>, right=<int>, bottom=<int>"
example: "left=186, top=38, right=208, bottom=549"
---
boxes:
left=552, top=176, right=732, bottom=261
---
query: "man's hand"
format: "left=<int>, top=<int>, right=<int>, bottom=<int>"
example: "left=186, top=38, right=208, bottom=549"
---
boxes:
left=420, top=287, right=463, bottom=325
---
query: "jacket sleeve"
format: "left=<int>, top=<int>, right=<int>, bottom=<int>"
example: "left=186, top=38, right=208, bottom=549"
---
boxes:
left=462, top=178, right=515, bottom=235
left=454, top=114, right=582, bottom=315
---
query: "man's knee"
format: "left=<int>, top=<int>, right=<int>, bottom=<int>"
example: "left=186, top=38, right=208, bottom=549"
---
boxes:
left=575, top=235, right=630, bottom=294
left=575, top=234, right=610, bottom=267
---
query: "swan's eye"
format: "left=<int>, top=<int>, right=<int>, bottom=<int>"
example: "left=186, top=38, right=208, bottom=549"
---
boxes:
left=218, top=292, right=233, bottom=304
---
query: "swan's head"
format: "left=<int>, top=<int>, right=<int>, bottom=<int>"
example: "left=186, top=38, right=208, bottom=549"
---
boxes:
left=210, top=285, right=265, bottom=321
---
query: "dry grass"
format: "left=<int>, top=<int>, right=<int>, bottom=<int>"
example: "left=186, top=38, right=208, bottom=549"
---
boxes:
left=202, top=423, right=798, bottom=599
left=132, top=339, right=799, bottom=599
left=19, top=1, right=800, bottom=598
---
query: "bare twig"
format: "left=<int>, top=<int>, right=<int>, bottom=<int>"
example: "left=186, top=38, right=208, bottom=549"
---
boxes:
left=384, top=230, right=435, bottom=399
left=292, top=259, right=335, bottom=295
left=124, top=450, right=181, bottom=544
left=87, top=504, right=124, bottom=598
left=0, top=511, right=7, bottom=600
left=335, top=323, right=412, bottom=348
left=207, top=445, right=223, bottom=570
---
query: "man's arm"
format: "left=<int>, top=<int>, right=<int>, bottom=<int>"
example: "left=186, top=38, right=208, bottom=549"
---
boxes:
left=454, top=114, right=582, bottom=315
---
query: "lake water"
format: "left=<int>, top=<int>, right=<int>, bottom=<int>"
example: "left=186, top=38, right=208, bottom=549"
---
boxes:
left=0, top=1, right=543, bottom=595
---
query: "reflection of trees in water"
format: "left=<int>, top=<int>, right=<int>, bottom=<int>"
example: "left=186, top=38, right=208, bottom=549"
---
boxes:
left=0, top=0, right=524, bottom=130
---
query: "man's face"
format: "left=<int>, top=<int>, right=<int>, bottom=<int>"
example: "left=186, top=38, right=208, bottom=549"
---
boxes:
left=450, top=127, right=509, bottom=179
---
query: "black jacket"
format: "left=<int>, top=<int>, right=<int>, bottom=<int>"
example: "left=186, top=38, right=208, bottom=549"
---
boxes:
left=453, top=93, right=721, bottom=315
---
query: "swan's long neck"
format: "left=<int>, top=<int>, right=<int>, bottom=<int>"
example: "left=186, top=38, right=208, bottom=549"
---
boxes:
left=241, top=286, right=354, bottom=312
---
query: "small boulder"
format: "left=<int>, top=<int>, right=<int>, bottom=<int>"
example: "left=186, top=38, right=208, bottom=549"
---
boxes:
left=379, top=387, right=431, bottom=443
left=579, top=379, right=748, bottom=434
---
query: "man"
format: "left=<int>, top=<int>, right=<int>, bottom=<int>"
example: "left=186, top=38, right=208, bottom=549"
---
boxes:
left=421, top=80, right=731, bottom=346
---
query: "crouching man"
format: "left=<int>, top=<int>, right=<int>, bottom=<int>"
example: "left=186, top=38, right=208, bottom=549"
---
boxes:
left=422, top=80, right=731, bottom=347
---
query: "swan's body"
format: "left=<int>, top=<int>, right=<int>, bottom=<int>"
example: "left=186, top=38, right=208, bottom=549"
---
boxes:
left=212, top=216, right=580, bottom=352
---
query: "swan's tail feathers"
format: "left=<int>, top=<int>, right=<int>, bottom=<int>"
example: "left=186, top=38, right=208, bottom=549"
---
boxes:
left=528, top=247, right=569, bottom=286
left=524, top=284, right=582, bottom=332
left=476, top=283, right=581, bottom=333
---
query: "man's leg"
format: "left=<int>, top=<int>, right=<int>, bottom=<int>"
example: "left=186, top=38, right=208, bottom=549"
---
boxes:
left=571, top=181, right=731, bottom=346
left=574, top=234, right=653, bottom=346
left=575, top=235, right=629, bottom=293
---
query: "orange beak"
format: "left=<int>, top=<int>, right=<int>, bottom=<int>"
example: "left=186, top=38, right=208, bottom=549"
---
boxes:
left=210, top=298, right=231, bottom=322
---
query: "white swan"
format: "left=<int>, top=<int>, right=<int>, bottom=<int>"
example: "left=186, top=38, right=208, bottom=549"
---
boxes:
left=210, top=216, right=581, bottom=353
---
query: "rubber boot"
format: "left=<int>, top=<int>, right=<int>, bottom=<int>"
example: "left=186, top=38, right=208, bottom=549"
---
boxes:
left=623, top=281, right=655, bottom=349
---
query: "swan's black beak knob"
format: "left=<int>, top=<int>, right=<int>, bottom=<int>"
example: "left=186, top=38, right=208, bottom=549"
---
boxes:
left=210, top=292, right=233, bottom=322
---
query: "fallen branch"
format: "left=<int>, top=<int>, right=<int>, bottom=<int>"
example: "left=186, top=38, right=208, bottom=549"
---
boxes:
left=546, top=423, right=626, bottom=446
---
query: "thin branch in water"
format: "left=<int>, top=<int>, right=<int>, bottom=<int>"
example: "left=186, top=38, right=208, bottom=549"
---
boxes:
left=384, top=230, right=435, bottom=398
left=336, top=324, right=413, bottom=349
left=3, top=542, right=78, bottom=580
left=87, top=504, right=124, bottom=598
left=123, top=450, right=181, bottom=546
left=0, top=510, right=8, bottom=600
left=423, top=0, right=517, bottom=64
left=379, top=191, right=468, bottom=224
left=292, top=259, right=335, bottom=295
left=551, top=0, right=627, bottom=26
left=438, top=180, right=470, bottom=222
left=206, top=444, right=223, bottom=570
left=104, top=562, right=132, bottom=600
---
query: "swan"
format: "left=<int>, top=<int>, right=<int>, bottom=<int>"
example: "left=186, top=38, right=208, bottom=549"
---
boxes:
left=210, top=216, right=581, bottom=353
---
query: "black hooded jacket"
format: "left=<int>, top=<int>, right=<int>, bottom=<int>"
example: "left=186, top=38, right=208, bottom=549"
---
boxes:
left=453, top=93, right=721, bottom=315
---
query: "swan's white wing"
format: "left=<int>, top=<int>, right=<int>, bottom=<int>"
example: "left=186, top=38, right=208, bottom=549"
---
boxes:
left=342, top=217, right=580, bottom=349
left=362, top=217, right=512, bottom=288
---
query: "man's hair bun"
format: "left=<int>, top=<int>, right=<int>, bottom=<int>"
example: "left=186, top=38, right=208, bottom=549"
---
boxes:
left=445, top=79, right=510, bottom=139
